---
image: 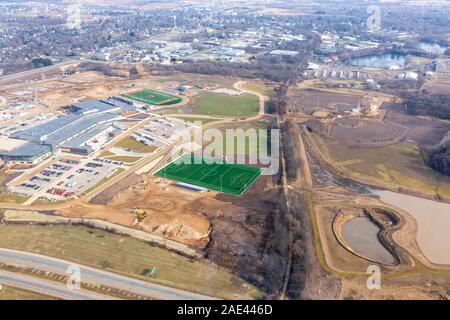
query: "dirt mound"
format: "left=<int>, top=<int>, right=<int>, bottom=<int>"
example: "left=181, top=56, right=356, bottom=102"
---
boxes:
left=154, top=219, right=210, bottom=241
left=288, top=88, right=361, bottom=115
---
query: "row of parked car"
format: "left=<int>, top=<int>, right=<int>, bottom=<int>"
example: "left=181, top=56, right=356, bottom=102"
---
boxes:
left=19, top=183, right=39, bottom=190
left=94, top=158, right=123, bottom=165
left=40, top=169, right=63, bottom=177
left=46, top=187, right=74, bottom=198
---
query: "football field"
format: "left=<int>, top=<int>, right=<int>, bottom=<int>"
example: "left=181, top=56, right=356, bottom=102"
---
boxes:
left=121, top=89, right=182, bottom=105
left=154, top=154, right=262, bottom=196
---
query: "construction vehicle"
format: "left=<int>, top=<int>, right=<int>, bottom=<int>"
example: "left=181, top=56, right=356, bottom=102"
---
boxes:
left=132, top=208, right=147, bottom=223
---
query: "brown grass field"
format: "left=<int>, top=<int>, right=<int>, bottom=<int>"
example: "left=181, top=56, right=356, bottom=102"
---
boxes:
left=0, top=285, right=57, bottom=300
left=0, top=224, right=262, bottom=299
left=310, top=133, right=450, bottom=199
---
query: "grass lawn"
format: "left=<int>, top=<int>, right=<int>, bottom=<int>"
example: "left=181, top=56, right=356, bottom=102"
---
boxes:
left=99, top=150, right=115, bottom=158
left=193, top=93, right=259, bottom=117
left=437, top=118, right=450, bottom=125
left=205, top=122, right=271, bottom=157
left=32, top=198, right=68, bottom=206
left=116, top=137, right=157, bottom=153
left=410, top=56, right=433, bottom=64
left=0, top=224, right=262, bottom=299
left=311, top=133, right=450, bottom=198
left=243, top=82, right=272, bottom=95
left=0, top=193, right=29, bottom=204
left=0, top=285, right=57, bottom=300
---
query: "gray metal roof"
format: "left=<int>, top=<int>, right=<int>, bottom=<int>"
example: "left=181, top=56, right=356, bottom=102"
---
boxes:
left=60, top=123, right=111, bottom=151
left=7, top=99, right=136, bottom=155
left=11, top=114, right=80, bottom=142
left=11, top=111, right=118, bottom=148
left=0, top=142, right=51, bottom=158
left=72, top=100, right=120, bottom=114
left=44, top=112, right=118, bottom=147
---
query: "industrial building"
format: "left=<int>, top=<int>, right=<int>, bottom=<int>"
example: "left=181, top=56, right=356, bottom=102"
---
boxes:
left=0, top=98, right=134, bottom=164
left=0, top=140, right=52, bottom=164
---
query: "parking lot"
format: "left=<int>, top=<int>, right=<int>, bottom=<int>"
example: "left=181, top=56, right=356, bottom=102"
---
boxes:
left=138, top=117, right=193, bottom=144
left=10, top=158, right=123, bottom=202
left=6, top=117, right=194, bottom=203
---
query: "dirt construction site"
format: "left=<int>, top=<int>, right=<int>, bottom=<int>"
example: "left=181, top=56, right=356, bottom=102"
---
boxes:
left=0, top=67, right=281, bottom=295
left=55, top=165, right=279, bottom=284
left=1, top=63, right=449, bottom=300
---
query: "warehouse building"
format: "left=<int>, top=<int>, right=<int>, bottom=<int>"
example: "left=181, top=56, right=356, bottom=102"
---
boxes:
left=0, top=140, right=52, bottom=164
left=0, top=98, right=134, bottom=164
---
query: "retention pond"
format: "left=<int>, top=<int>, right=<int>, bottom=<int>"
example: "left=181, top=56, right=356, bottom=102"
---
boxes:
left=373, top=190, right=450, bottom=265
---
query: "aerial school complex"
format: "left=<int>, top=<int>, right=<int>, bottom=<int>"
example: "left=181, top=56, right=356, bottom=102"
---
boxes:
left=154, top=154, right=262, bottom=196
left=0, top=88, right=178, bottom=165
left=0, top=87, right=263, bottom=197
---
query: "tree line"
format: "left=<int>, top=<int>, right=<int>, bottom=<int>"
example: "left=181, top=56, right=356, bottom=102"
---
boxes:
left=427, top=139, right=450, bottom=177
left=404, top=92, right=450, bottom=177
left=405, top=92, right=450, bottom=120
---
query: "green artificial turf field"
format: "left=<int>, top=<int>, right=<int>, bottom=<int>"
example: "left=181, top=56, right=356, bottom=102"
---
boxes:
left=154, top=154, right=262, bottom=196
left=121, top=89, right=182, bottom=105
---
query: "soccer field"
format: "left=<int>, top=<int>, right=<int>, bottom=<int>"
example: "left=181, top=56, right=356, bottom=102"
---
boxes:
left=154, top=154, right=262, bottom=196
left=121, top=89, right=182, bottom=106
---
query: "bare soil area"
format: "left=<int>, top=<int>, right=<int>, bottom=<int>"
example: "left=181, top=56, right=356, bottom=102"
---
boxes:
left=288, top=88, right=362, bottom=115
left=340, top=276, right=450, bottom=300
left=330, top=117, right=407, bottom=147
left=62, top=174, right=212, bottom=247
left=382, top=103, right=450, bottom=149
left=78, top=167, right=282, bottom=293
left=422, top=75, right=450, bottom=95
left=304, top=117, right=407, bottom=148
left=0, top=171, right=20, bottom=192
left=80, top=167, right=279, bottom=262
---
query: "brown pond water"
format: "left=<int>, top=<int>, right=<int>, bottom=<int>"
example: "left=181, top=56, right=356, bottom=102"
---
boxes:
left=373, top=190, right=450, bottom=265
left=342, top=217, right=396, bottom=265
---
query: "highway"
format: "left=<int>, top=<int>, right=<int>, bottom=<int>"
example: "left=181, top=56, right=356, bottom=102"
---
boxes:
left=0, top=248, right=216, bottom=300
left=0, top=271, right=115, bottom=300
